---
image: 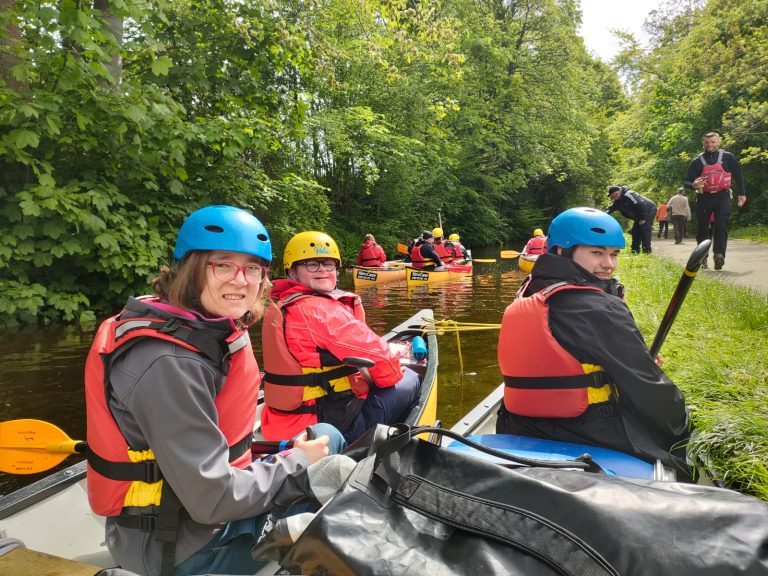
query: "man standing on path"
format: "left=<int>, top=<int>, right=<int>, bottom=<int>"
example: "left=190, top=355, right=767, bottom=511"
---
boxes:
left=684, top=132, right=746, bottom=270
left=606, top=185, right=656, bottom=254
left=666, top=188, right=691, bottom=245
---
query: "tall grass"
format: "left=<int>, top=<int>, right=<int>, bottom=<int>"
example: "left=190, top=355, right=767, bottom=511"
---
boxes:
left=731, top=225, right=768, bottom=243
left=620, top=253, right=768, bottom=500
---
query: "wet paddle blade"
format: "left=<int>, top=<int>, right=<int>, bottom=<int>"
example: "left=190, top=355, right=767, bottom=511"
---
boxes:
left=500, top=250, right=521, bottom=259
left=397, top=243, right=409, bottom=255
left=0, top=419, right=84, bottom=474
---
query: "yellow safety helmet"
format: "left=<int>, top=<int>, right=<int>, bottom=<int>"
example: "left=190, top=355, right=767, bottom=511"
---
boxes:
left=533, top=228, right=544, bottom=236
left=448, top=233, right=460, bottom=242
left=432, top=227, right=444, bottom=238
left=283, top=231, right=341, bottom=273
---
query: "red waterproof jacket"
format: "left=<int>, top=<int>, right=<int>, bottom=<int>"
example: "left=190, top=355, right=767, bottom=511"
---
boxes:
left=356, top=240, right=387, bottom=266
left=261, top=280, right=402, bottom=439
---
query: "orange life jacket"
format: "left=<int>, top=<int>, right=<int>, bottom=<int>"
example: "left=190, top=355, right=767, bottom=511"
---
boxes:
left=261, top=293, right=366, bottom=415
left=357, top=241, right=385, bottom=266
left=433, top=240, right=453, bottom=263
left=498, top=282, right=613, bottom=418
left=85, top=299, right=258, bottom=517
left=525, top=236, right=547, bottom=256
left=699, top=150, right=732, bottom=193
left=409, top=244, right=433, bottom=268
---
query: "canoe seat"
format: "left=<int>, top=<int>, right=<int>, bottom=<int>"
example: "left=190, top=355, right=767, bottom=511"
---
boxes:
left=0, top=546, right=102, bottom=576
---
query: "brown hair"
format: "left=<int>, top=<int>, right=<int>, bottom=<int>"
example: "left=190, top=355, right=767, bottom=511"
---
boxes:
left=153, top=251, right=272, bottom=327
left=702, top=131, right=720, bottom=140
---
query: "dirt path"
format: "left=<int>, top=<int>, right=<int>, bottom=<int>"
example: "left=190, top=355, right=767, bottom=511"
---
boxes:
left=651, top=236, right=768, bottom=293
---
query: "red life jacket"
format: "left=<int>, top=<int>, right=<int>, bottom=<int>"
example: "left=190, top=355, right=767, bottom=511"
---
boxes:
left=699, top=150, right=732, bottom=193
left=410, top=244, right=433, bottom=268
left=525, top=236, right=547, bottom=256
left=357, top=241, right=385, bottom=266
left=261, top=292, right=366, bottom=435
left=85, top=298, right=258, bottom=517
left=498, top=282, right=613, bottom=418
left=433, top=240, right=453, bottom=263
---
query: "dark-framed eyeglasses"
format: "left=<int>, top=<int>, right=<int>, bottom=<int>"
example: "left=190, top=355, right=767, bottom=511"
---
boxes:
left=208, top=261, right=268, bottom=282
left=300, top=259, right=338, bottom=272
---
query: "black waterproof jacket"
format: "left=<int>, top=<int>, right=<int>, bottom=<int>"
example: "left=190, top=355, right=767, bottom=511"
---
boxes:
left=606, top=186, right=657, bottom=221
left=504, top=254, right=691, bottom=472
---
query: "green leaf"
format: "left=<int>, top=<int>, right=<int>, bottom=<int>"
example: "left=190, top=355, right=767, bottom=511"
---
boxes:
left=10, top=129, right=40, bottom=150
left=151, top=55, right=173, bottom=77
left=38, top=173, right=56, bottom=188
left=125, top=105, right=146, bottom=124
left=18, top=104, right=39, bottom=119
left=46, top=116, right=62, bottom=136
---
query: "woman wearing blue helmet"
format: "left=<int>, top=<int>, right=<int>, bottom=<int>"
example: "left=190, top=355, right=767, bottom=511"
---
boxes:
left=84, top=206, right=344, bottom=575
left=497, top=207, right=691, bottom=477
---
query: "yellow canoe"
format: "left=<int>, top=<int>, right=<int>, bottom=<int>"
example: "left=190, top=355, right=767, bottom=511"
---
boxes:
left=518, top=254, right=538, bottom=274
left=406, top=263, right=473, bottom=286
left=352, top=265, right=406, bottom=287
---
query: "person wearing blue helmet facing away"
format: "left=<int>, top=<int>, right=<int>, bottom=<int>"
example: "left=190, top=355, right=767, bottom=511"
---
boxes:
left=496, top=207, right=691, bottom=477
left=84, top=206, right=345, bottom=576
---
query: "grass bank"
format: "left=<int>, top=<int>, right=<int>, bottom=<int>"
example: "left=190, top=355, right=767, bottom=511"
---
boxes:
left=620, top=253, right=768, bottom=501
left=731, top=224, right=768, bottom=243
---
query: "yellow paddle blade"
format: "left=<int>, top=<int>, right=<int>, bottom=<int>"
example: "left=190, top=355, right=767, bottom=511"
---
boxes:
left=500, top=250, right=521, bottom=259
left=397, top=243, right=409, bottom=255
left=0, top=419, right=84, bottom=474
left=472, top=258, right=497, bottom=263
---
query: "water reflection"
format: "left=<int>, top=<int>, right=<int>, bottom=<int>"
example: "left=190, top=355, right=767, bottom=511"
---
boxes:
left=0, top=259, right=526, bottom=495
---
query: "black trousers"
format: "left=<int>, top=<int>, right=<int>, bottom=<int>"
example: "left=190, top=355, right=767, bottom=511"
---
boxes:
left=657, top=220, right=668, bottom=238
left=695, top=191, right=732, bottom=256
left=496, top=403, right=639, bottom=460
left=630, top=214, right=654, bottom=253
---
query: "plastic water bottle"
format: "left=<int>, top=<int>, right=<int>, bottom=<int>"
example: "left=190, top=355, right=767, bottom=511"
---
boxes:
left=411, top=336, right=428, bottom=361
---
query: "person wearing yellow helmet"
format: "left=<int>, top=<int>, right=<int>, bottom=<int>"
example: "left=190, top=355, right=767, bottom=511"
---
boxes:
left=522, top=227, right=547, bottom=256
left=261, top=231, right=422, bottom=443
left=446, top=233, right=469, bottom=261
left=429, top=227, right=457, bottom=264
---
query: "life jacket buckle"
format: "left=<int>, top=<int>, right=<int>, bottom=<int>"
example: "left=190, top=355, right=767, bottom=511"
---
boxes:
left=158, top=319, right=181, bottom=334
left=143, top=460, right=162, bottom=483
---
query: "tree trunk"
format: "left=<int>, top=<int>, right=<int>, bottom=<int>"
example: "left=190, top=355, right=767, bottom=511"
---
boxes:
left=0, top=0, right=25, bottom=90
left=93, top=0, right=123, bottom=85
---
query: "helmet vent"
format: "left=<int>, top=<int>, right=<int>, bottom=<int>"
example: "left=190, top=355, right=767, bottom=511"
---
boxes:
left=204, top=225, right=224, bottom=234
left=590, top=227, right=606, bottom=235
left=257, top=233, right=268, bottom=241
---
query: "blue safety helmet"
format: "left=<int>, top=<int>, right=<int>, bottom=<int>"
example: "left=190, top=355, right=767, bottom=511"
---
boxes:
left=547, top=207, right=626, bottom=253
left=173, top=205, right=272, bottom=263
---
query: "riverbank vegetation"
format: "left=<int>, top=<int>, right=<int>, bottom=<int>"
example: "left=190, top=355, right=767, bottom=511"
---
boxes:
left=1, top=0, right=767, bottom=326
left=622, top=253, right=768, bottom=501
left=0, top=0, right=621, bottom=325
left=609, top=0, right=768, bottom=222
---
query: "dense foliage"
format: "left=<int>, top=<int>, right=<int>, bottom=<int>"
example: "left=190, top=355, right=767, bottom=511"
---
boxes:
left=0, top=0, right=619, bottom=325
left=610, top=0, right=768, bottom=220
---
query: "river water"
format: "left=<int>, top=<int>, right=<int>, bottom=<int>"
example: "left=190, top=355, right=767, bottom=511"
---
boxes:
left=0, top=251, right=525, bottom=496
